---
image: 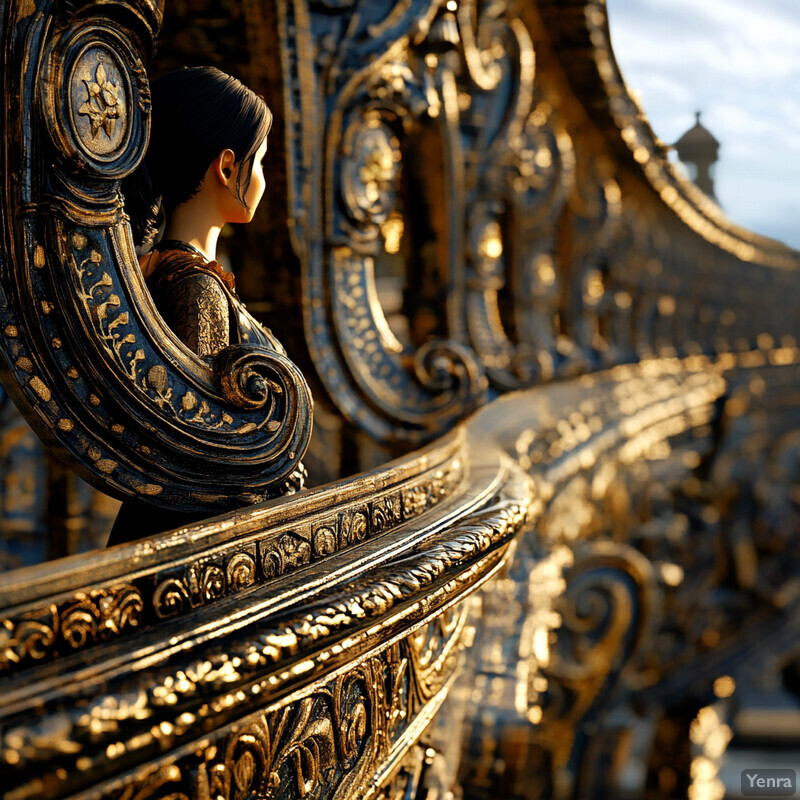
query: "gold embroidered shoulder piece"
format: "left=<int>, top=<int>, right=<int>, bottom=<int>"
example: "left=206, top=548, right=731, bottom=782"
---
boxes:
left=147, top=250, right=233, bottom=357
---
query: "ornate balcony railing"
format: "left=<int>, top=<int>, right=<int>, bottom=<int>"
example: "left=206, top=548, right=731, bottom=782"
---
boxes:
left=2, top=0, right=800, bottom=798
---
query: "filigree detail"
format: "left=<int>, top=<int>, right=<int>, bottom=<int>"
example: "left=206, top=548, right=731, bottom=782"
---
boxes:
left=227, top=553, right=257, bottom=591
left=279, top=3, right=488, bottom=445
left=69, top=623, right=467, bottom=800
left=230, top=496, right=528, bottom=674
left=0, top=465, right=528, bottom=790
left=152, top=562, right=231, bottom=619
left=0, top=585, right=142, bottom=670
left=260, top=531, right=312, bottom=581
left=0, top=456, right=464, bottom=658
left=71, top=237, right=227, bottom=429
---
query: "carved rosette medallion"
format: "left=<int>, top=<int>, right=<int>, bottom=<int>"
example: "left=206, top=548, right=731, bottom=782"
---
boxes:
left=40, top=23, right=150, bottom=179
left=70, top=48, right=130, bottom=159
left=342, top=116, right=401, bottom=233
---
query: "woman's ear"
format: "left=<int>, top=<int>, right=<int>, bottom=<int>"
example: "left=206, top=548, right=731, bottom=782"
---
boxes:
left=214, top=149, right=237, bottom=185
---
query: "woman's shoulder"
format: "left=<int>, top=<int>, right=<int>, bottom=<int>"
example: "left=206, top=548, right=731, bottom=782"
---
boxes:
left=145, top=248, right=237, bottom=297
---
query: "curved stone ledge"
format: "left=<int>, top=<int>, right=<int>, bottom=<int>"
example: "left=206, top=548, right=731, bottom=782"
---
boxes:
left=0, top=430, right=465, bottom=670
left=5, top=353, right=800, bottom=799
left=0, top=427, right=531, bottom=800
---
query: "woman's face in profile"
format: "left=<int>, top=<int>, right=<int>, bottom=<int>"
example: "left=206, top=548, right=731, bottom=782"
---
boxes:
left=230, top=136, right=268, bottom=224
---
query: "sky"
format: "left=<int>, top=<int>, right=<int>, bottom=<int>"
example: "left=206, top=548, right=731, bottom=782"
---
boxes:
left=605, top=0, right=800, bottom=250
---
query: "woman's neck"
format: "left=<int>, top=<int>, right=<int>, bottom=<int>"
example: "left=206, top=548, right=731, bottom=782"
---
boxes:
left=163, top=200, right=222, bottom=262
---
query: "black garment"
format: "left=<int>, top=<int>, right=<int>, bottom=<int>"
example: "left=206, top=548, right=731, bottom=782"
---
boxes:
left=107, top=500, right=211, bottom=547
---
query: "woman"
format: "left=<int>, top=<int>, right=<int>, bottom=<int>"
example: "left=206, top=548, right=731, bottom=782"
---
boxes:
left=109, top=67, right=305, bottom=545
left=126, top=66, right=283, bottom=356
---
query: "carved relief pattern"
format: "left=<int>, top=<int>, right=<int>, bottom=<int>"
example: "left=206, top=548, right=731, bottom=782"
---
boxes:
left=77, top=58, right=122, bottom=141
left=1, top=456, right=462, bottom=669
left=559, top=153, right=622, bottom=368
left=458, top=356, right=732, bottom=798
left=278, top=0, right=488, bottom=445
left=530, top=543, right=657, bottom=794
left=4, top=4, right=800, bottom=800
left=440, top=1, right=578, bottom=389
left=101, top=612, right=467, bottom=800
left=70, top=232, right=267, bottom=432
left=509, top=105, right=577, bottom=382
left=0, top=475, right=525, bottom=796
left=0, top=584, right=143, bottom=670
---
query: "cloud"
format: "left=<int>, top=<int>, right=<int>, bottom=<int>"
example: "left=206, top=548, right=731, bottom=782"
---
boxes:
left=606, top=0, right=800, bottom=248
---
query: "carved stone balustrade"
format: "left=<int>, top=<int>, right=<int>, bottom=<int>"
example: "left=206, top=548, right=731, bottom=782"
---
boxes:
left=0, top=413, right=534, bottom=799
left=4, top=351, right=800, bottom=798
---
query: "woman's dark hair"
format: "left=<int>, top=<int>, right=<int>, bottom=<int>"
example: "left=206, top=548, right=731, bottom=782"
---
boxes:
left=123, top=67, right=272, bottom=247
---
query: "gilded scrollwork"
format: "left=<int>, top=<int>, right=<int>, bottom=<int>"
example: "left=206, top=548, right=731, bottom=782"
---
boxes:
left=70, top=230, right=304, bottom=437
left=1, top=455, right=463, bottom=659
left=530, top=543, right=658, bottom=796
left=103, top=623, right=462, bottom=800
left=278, top=0, right=488, bottom=446
left=152, top=563, right=226, bottom=619
left=443, top=1, right=541, bottom=389
left=0, top=607, right=58, bottom=669
left=1, top=584, right=142, bottom=670
left=424, top=1, right=581, bottom=390
left=227, top=553, right=258, bottom=592
left=0, top=456, right=528, bottom=794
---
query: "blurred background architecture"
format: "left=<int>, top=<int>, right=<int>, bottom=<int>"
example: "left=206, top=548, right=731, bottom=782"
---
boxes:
left=673, top=112, right=720, bottom=200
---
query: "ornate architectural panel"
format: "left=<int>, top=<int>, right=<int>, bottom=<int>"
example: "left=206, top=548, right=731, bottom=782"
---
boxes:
left=442, top=3, right=579, bottom=390
left=0, top=0, right=312, bottom=512
left=273, top=0, right=489, bottom=447
left=96, top=616, right=471, bottom=800
left=558, top=151, right=621, bottom=367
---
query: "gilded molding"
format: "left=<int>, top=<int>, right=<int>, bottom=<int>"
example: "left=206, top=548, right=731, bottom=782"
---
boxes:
left=1, top=453, right=530, bottom=799
left=0, top=453, right=463, bottom=669
left=0, top=584, right=143, bottom=669
left=105, top=606, right=470, bottom=800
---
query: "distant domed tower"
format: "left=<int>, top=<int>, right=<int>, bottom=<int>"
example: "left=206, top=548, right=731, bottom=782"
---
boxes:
left=673, top=111, right=720, bottom=198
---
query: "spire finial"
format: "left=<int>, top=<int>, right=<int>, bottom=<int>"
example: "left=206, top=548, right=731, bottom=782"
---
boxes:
left=695, top=110, right=702, bottom=124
